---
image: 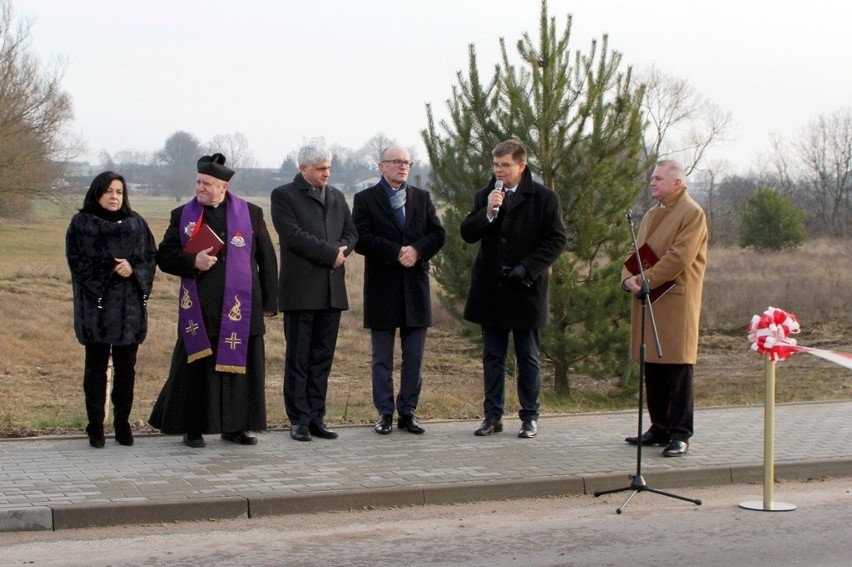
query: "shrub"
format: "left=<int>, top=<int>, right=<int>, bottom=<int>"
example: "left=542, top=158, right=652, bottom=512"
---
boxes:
left=739, top=187, right=806, bottom=251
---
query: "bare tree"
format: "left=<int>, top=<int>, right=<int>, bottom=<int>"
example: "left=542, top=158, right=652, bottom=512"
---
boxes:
left=204, top=132, right=258, bottom=192
left=359, top=132, right=396, bottom=166
left=0, top=0, right=77, bottom=217
left=694, top=161, right=728, bottom=246
left=106, top=150, right=154, bottom=187
left=684, top=158, right=777, bottom=248
left=639, top=65, right=734, bottom=176
left=707, top=171, right=756, bottom=247
left=327, top=144, right=364, bottom=191
left=789, top=109, right=852, bottom=237
left=206, top=132, right=258, bottom=170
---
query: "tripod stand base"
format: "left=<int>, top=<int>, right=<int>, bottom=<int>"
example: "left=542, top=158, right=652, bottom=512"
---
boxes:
left=594, top=475, right=703, bottom=514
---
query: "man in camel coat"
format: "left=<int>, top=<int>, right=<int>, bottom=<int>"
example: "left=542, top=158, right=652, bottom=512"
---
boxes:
left=621, top=159, right=708, bottom=457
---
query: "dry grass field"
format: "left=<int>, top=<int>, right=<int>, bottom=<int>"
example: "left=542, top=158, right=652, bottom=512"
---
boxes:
left=1, top=195, right=850, bottom=436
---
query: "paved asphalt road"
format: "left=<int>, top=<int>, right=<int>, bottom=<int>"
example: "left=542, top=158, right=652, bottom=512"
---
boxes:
left=1, top=478, right=850, bottom=566
left=1, top=401, right=850, bottom=534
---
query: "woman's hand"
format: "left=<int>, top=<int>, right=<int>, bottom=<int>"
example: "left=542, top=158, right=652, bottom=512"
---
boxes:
left=114, top=258, right=133, bottom=278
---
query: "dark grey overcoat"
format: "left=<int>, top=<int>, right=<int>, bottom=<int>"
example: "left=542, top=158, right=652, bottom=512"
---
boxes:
left=270, top=173, right=358, bottom=312
left=352, top=181, right=445, bottom=329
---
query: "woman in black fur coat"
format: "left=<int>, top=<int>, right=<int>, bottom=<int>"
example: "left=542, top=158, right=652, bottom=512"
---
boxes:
left=65, top=172, right=157, bottom=448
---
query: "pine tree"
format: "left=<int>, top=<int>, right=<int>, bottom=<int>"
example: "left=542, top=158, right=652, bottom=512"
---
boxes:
left=739, top=187, right=807, bottom=251
left=422, top=1, right=649, bottom=394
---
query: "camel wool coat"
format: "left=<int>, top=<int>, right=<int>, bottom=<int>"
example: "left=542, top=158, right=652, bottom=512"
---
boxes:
left=622, top=188, right=708, bottom=364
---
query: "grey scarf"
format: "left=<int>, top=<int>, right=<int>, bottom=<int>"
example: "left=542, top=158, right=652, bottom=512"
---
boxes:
left=389, top=186, right=406, bottom=224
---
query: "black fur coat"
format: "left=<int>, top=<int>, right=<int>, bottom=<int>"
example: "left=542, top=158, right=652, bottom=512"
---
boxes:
left=66, top=211, right=157, bottom=345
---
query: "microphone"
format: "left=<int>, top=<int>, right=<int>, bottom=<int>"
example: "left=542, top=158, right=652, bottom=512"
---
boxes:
left=491, top=180, right=505, bottom=217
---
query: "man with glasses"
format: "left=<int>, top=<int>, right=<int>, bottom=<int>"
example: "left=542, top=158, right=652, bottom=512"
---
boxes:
left=353, top=146, right=446, bottom=435
left=461, top=140, right=566, bottom=438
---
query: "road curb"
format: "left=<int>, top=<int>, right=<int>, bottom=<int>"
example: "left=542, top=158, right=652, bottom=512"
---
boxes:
left=0, top=506, right=53, bottom=532
left=51, top=497, right=248, bottom=530
left=5, top=458, right=850, bottom=532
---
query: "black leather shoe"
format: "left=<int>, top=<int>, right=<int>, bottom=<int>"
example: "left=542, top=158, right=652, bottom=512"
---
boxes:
left=398, top=415, right=426, bottom=434
left=290, top=424, right=312, bottom=442
left=309, top=422, right=339, bottom=439
left=114, top=422, right=133, bottom=446
left=87, top=424, right=105, bottom=448
left=375, top=415, right=393, bottom=435
left=662, top=439, right=689, bottom=457
left=518, top=420, right=537, bottom=438
left=625, top=430, right=670, bottom=446
left=474, top=417, right=503, bottom=436
left=221, top=431, right=258, bottom=445
left=183, top=433, right=206, bottom=448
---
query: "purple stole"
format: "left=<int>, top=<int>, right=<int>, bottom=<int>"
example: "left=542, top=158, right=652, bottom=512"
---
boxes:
left=178, top=195, right=253, bottom=374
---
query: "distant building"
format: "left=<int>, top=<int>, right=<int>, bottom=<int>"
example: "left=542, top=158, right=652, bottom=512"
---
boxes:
left=351, top=177, right=381, bottom=193
left=63, top=161, right=100, bottom=178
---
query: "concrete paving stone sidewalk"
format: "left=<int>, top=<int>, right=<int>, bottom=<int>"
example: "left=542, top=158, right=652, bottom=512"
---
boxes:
left=1, top=401, right=850, bottom=532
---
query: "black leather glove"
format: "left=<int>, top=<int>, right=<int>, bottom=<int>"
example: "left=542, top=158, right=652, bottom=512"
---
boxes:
left=503, top=264, right=532, bottom=288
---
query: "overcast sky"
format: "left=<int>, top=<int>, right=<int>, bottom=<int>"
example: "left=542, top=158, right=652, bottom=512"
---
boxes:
left=17, top=0, right=852, bottom=172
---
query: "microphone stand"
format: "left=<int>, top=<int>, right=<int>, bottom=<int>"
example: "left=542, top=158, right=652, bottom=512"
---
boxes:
left=594, top=212, right=702, bottom=514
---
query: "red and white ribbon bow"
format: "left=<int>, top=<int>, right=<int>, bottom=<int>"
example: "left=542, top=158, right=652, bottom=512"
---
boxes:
left=747, top=306, right=800, bottom=361
left=747, top=306, right=852, bottom=369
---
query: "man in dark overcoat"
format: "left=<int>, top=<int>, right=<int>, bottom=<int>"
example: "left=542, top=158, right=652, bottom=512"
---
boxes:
left=461, top=139, right=566, bottom=438
left=150, top=153, right=278, bottom=448
left=270, top=144, right=358, bottom=442
left=352, top=146, right=446, bottom=435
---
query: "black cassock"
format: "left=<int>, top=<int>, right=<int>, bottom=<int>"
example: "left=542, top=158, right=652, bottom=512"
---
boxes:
left=149, top=337, right=267, bottom=434
left=148, top=197, right=278, bottom=434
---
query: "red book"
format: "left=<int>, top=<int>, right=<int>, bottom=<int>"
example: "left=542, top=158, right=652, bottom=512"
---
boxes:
left=184, top=223, right=224, bottom=255
left=623, top=243, right=675, bottom=303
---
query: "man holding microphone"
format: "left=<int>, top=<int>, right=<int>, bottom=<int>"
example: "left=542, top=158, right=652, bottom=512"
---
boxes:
left=460, top=140, right=567, bottom=438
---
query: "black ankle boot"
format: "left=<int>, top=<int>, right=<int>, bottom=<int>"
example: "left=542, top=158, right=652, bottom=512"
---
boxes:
left=86, top=424, right=105, bottom=449
left=114, top=422, right=134, bottom=446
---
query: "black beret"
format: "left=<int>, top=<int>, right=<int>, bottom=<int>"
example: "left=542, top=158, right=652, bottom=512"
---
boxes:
left=197, top=153, right=235, bottom=181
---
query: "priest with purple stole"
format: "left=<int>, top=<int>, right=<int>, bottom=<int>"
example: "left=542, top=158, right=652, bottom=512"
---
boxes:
left=149, top=153, right=278, bottom=448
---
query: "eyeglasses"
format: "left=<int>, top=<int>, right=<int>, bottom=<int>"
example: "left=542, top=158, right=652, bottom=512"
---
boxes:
left=381, top=159, right=414, bottom=168
left=492, top=161, right=520, bottom=169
